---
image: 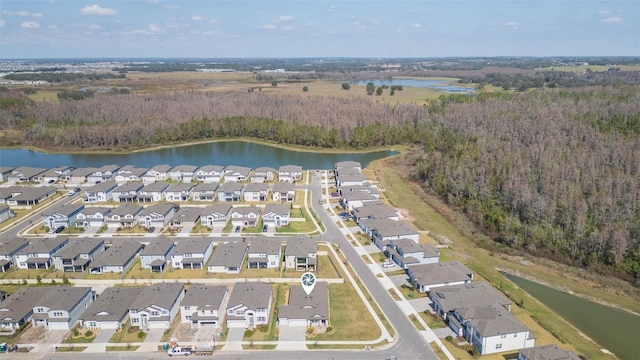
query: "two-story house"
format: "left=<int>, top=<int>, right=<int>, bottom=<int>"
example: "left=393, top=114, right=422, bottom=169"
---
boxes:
left=192, top=182, right=218, bottom=201
left=88, top=240, right=143, bottom=274
left=217, top=182, right=243, bottom=202
left=114, top=166, right=148, bottom=184
left=112, top=182, right=144, bottom=203
left=41, top=203, right=84, bottom=230
left=74, top=207, right=111, bottom=228
left=31, top=286, right=94, bottom=330
left=15, top=237, right=69, bottom=270
left=52, top=238, right=105, bottom=273
left=194, top=165, right=225, bottom=183
left=230, top=206, right=261, bottom=229
left=226, top=282, right=273, bottom=329
left=334, top=161, right=362, bottom=175
left=252, top=167, right=276, bottom=183
left=141, top=164, right=172, bottom=183
left=285, top=235, right=317, bottom=271
left=247, top=236, right=281, bottom=269
left=243, top=182, right=269, bottom=202
left=272, top=182, right=296, bottom=202
left=169, top=165, right=198, bottom=183
left=129, top=283, right=185, bottom=329
left=207, top=241, right=248, bottom=274
left=352, top=201, right=398, bottom=223
left=81, top=286, right=143, bottom=330
left=262, top=203, right=290, bottom=229
left=359, top=218, right=419, bottom=250
left=106, top=204, right=143, bottom=228
left=137, top=181, right=170, bottom=203
left=0, top=287, right=51, bottom=331
left=164, top=183, right=194, bottom=202
left=86, top=164, right=120, bottom=183
left=67, top=167, right=96, bottom=184
left=171, top=238, right=214, bottom=270
left=179, top=284, right=228, bottom=328
left=278, top=165, right=303, bottom=183
left=223, top=165, right=252, bottom=182
left=84, top=181, right=118, bottom=203
left=385, top=239, right=440, bottom=269
left=200, top=204, right=232, bottom=228
left=0, top=237, right=29, bottom=272
left=140, top=237, right=174, bottom=273
left=137, top=203, right=178, bottom=229
left=278, top=281, right=329, bottom=331
left=407, top=261, right=474, bottom=293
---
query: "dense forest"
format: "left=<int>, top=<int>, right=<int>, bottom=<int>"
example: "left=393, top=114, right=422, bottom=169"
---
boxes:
left=0, top=83, right=638, bottom=284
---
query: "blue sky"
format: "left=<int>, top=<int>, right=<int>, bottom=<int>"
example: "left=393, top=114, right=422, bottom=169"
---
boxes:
left=0, top=0, right=638, bottom=58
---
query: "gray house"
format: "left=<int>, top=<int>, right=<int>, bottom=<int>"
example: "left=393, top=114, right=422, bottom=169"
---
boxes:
left=81, top=286, right=143, bottom=330
left=194, top=165, right=225, bottom=183
left=41, top=203, right=84, bottom=230
left=278, top=165, right=303, bottom=183
left=179, top=284, right=228, bottom=327
left=171, top=238, right=214, bottom=270
left=226, top=282, right=273, bottom=329
left=138, top=203, right=178, bottom=229
left=138, top=181, right=170, bottom=203
left=89, top=240, right=143, bottom=274
left=128, top=283, right=185, bottom=329
left=0, top=204, right=15, bottom=224
left=74, top=207, right=111, bottom=228
left=140, top=237, right=174, bottom=272
left=285, top=235, right=317, bottom=271
left=207, top=241, right=248, bottom=274
left=0, top=287, right=54, bottom=331
left=278, top=281, right=329, bottom=330
left=192, top=182, right=218, bottom=201
left=106, top=204, right=143, bottom=228
left=200, top=204, right=232, bottom=228
left=243, top=182, right=269, bottom=202
left=252, top=167, right=276, bottom=183
left=84, top=180, right=118, bottom=203
left=0, top=237, right=29, bottom=272
left=30, top=286, right=94, bottom=330
left=52, top=238, right=105, bottom=273
left=262, top=203, right=290, bottom=229
left=112, top=182, right=144, bottom=203
left=247, top=235, right=282, bottom=269
left=272, top=182, right=295, bottom=202
left=407, top=261, right=474, bottom=292
left=217, top=182, right=244, bottom=202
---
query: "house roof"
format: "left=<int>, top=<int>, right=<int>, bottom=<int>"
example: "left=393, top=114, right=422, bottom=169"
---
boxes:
left=232, top=205, right=261, bottom=216
left=519, top=344, right=581, bottom=360
left=129, top=283, right=184, bottom=312
left=193, top=182, right=218, bottom=192
left=0, top=287, right=51, bottom=324
left=337, top=173, right=367, bottom=183
left=227, top=282, right=272, bottom=311
left=42, top=203, right=84, bottom=217
left=172, top=207, right=202, bottom=223
left=0, top=166, right=14, bottom=175
left=70, top=167, right=97, bottom=177
left=254, top=167, right=276, bottom=174
left=140, top=237, right=175, bottom=256
left=409, top=261, right=473, bottom=287
left=279, top=165, right=303, bottom=173
left=93, top=164, right=120, bottom=173
left=273, top=182, right=295, bottom=192
left=364, top=219, right=418, bottom=238
left=181, top=283, right=227, bottom=310
left=8, top=186, right=57, bottom=201
left=335, top=160, right=361, bottom=169
left=10, top=166, right=47, bottom=179
left=109, top=204, right=143, bottom=217
left=90, top=240, right=142, bottom=268
left=353, top=202, right=397, bottom=219
left=81, top=286, right=143, bottom=322
left=431, top=282, right=511, bottom=314
left=139, top=203, right=177, bottom=217
left=166, top=182, right=195, bottom=192
left=170, top=165, right=198, bottom=173
left=225, top=165, right=252, bottom=177
left=278, top=282, right=329, bottom=321
left=38, top=286, right=93, bottom=313
left=53, top=238, right=104, bottom=259
left=113, top=182, right=144, bottom=193
left=390, top=238, right=424, bottom=254
left=141, top=181, right=170, bottom=192
left=0, top=237, right=29, bottom=256
left=264, top=203, right=290, bottom=217
left=173, top=238, right=213, bottom=255
left=146, top=164, right=172, bottom=173
left=18, top=237, right=68, bottom=255
left=197, top=165, right=224, bottom=173
left=285, top=235, right=317, bottom=257
left=249, top=236, right=281, bottom=255
left=208, top=242, right=247, bottom=268
left=201, top=203, right=232, bottom=217
left=456, top=303, right=530, bottom=337
left=116, top=167, right=148, bottom=178
left=79, top=207, right=111, bottom=216
left=243, top=182, right=268, bottom=192
left=218, top=181, right=243, bottom=193
left=342, top=191, right=377, bottom=202
left=86, top=180, right=118, bottom=193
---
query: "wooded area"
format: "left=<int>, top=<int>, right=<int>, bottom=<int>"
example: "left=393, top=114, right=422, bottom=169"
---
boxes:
left=0, top=82, right=638, bottom=283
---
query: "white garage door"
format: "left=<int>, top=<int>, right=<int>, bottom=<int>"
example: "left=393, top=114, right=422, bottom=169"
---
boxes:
left=287, top=319, right=307, bottom=327
left=48, top=321, right=70, bottom=330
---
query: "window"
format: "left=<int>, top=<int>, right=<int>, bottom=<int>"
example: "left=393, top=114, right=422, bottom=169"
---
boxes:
left=150, top=311, right=160, bottom=316
left=500, top=334, right=507, bottom=339
left=495, top=344, right=502, bottom=350
left=257, top=317, right=266, bottom=322
left=131, top=318, right=139, bottom=323
left=514, top=333, right=518, bottom=338
left=52, top=312, right=63, bottom=317
left=184, top=306, right=190, bottom=311
left=130, top=310, right=137, bottom=314
left=161, top=310, right=168, bottom=315
left=185, top=316, right=191, bottom=321
left=36, top=308, right=44, bottom=313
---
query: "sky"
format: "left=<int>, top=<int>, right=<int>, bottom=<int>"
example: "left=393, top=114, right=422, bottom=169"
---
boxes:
left=0, top=0, right=638, bottom=59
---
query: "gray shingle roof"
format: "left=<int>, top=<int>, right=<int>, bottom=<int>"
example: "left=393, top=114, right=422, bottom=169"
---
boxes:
left=264, top=203, right=290, bottom=217
left=218, top=181, right=243, bottom=193
left=208, top=242, right=247, bottom=268
left=431, top=282, right=511, bottom=313
left=42, top=203, right=84, bottom=217
left=109, top=204, right=143, bottom=217
left=173, top=238, right=213, bottom=255
left=140, top=237, right=175, bottom=256
left=81, top=286, right=143, bottom=322
left=90, top=240, right=142, bottom=268
left=273, top=182, right=295, bottom=192
left=181, top=283, right=227, bottom=310
left=519, top=344, right=581, bottom=360
left=201, top=203, right=232, bottom=217
left=0, top=237, right=29, bottom=256
left=18, top=237, right=68, bottom=255
left=366, top=219, right=417, bottom=237
left=456, top=303, right=529, bottom=337
left=249, top=236, right=281, bottom=255
left=38, top=286, right=93, bottom=313
left=129, top=283, right=184, bottom=312
left=243, top=182, right=268, bottom=192
left=409, top=261, right=473, bottom=287
left=53, top=238, right=104, bottom=259
left=86, top=180, right=118, bottom=193
left=227, top=282, right=272, bottom=311
left=141, top=181, right=170, bottom=192
left=285, top=235, right=317, bottom=257
left=0, top=287, right=51, bottom=324
left=278, top=282, right=328, bottom=321
left=139, top=203, right=176, bottom=217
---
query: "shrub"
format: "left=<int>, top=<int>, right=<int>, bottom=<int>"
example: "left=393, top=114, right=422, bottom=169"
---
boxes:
left=85, top=330, right=94, bottom=338
left=137, top=331, right=145, bottom=339
left=445, top=335, right=453, bottom=342
left=257, top=324, right=268, bottom=333
left=73, top=328, right=80, bottom=337
left=244, top=329, right=254, bottom=337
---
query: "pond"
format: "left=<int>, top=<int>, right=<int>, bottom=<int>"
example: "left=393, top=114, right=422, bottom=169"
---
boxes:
left=504, top=273, right=640, bottom=359
left=352, top=79, right=475, bottom=93
left=0, top=141, right=400, bottom=170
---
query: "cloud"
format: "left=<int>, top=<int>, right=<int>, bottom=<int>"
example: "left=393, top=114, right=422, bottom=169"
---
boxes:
left=281, top=25, right=295, bottom=31
left=275, top=15, right=294, bottom=22
left=32, top=12, right=43, bottom=18
left=21, top=21, right=41, bottom=28
left=327, top=5, right=338, bottom=12
left=147, top=0, right=160, bottom=3
left=191, top=15, right=202, bottom=21
left=2, top=10, right=30, bottom=16
left=598, top=10, right=611, bottom=15
left=263, top=24, right=277, bottom=30
left=601, top=16, right=622, bottom=23
left=0, top=20, right=5, bottom=28
left=504, top=20, right=519, bottom=29
left=88, top=24, right=104, bottom=30
left=208, top=19, right=218, bottom=25
left=81, top=4, right=118, bottom=16
left=148, top=23, right=161, bottom=32
left=164, top=5, right=179, bottom=9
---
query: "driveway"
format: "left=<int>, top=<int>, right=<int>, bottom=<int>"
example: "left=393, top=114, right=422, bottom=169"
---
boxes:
left=222, top=327, right=244, bottom=351
left=145, top=328, right=164, bottom=343
left=388, top=274, right=411, bottom=287
left=276, top=325, right=307, bottom=350
left=408, top=297, right=433, bottom=313
left=93, top=328, right=113, bottom=343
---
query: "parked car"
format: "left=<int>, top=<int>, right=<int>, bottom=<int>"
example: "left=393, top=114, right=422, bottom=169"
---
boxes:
left=262, top=225, right=268, bottom=232
left=67, top=190, right=75, bottom=196
left=47, top=179, right=55, bottom=184
left=54, top=226, right=65, bottom=233
left=234, top=226, right=241, bottom=233
left=381, top=261, right=395, bottom=268
left=73, top=187, right=81, bottom=192
left=147, top=227, right=155, bottom=233
left=331, top=192, right=340, bottom=197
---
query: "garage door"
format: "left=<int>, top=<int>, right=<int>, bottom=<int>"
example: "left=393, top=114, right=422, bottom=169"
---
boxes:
left=288, top=319, right=307, bottom=327
left=199, top=321, right=217, bottom=327
left=48, top=321, right=70, bottom=330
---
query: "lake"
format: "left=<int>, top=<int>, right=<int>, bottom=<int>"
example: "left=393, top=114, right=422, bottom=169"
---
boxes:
left=0, top=141, right=399, bottom=170
left=504, top=273, right=640, bottom=359
left=352, top=79, right=475, bottom=93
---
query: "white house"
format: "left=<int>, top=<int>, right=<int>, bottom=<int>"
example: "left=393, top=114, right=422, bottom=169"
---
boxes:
left=247, top=236, right=281, bottom=269
left=81, top=286, right=143, bottom=330
left=192, top=182, right=218, bottom=201
left=15, top=237, right=69, bottom=270
left=140, top=237, right=174, bottom=273
left=128, top=283, right=185, bottom=329
left=137, top=203, right=178, bottom=229
left=169, top=165, right=198, bottom=183
left=407, top=261, right=474, bottom=292
left=41, top=204, right=84, bottom=230
left=223, top=165, right=252, bottom=182
left=31, top=287, right=94, bottom=330
left=105, top=204, right=143, bottom=228
left=230, top=206, right=261, bottom=229
left=171, top=238, right=214, bottom=270
left=194, top=165, right=225, bottom=183
left=262, top=203, right=290, bottom=229
left=385, top=239, right=440, bottom=269
left=87, top=165, right=120, bottom=183
left=74, top=207, right=111, bottom=228
left=200, top=204, right=232, bottom=228
left=284, top=235, right=317, bottom=271
left=278, top=165, right=303, bottom=183
left=217, top=182, right=243, bottom=202
left=138, top=181, right=170, bottom=203
left=84, top=181, right=118, bottom=203
left=141, top=164, right=171, bottom=183
left=243, top=182, right=269, bottom=202
left=278, top=282, right=329, bottom=330
left=164, top=183, right=194, bottom=202
left=272, top=182, right=295, bottom=202
left=252, top=167, right=276, bottom=183
left=207, top=241, right=247, bottom=274
left=112, top=182, right=144, bottom=203
left=179, top=284, right=228, bottom=327
left=226, top=282, right=272, bottom=329
left=88, top=240, right=143, bottom=274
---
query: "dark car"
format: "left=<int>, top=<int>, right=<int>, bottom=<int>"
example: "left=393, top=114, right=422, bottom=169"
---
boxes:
left=74, top=187, right=81, bottom=192
left=147, top=227, right=155, bottom=233
left=47, top=179, right=55, bottom=184
left=234, top=226, right=241, bottom=233
left=54, top=226, right=65, bottom=233
left=262, top=225, right=268, bottom=232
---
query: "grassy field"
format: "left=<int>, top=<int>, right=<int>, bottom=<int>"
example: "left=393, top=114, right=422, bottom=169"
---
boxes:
left=367, top=154, right=625, bottom=359
left=109, top=323, right=146, bottom=343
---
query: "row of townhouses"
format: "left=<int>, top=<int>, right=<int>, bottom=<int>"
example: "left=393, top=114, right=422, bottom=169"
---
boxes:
left=0, top=164, right=304, bottom=185
left=0, top=235, right=317, bottom=275
left=0, top=280, right=330, bottom=334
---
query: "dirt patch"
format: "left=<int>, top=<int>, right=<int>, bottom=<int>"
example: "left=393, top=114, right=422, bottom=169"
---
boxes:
left=397, top=208, right=415, bottom=222
left=18, top=324, right=48, bottom=343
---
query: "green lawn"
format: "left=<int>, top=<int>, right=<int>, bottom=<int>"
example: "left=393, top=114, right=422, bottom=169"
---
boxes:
left=408, top=314, right=425, bottom=331
left=244, top=284, right=286, bottom=342
left=55, top=346, right=87, bottom=352
left=105, top=345, right=140, bottom=351
left=109, top=323, right=146, bottom=343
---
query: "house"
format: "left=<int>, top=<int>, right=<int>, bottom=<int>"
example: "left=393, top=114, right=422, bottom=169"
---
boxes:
left=272, top=182, right=295, bottom=202
left=247, top=235, right=282, bottom=269
left=226, top=282, right=273, bottom=329
left=41, top=203, right=84, bottom=230
left=230, top=206, right=261, bottom=229
left=68, top=167, right=96, bottom=184
left=0, top=287, right=52, bottom=331
left=41, top=166, right=74, bottom=183
left=105, top=204, right=143, bottom=228
left=194, top=165, right=225, bottom=183
left=88, top=240, right=143, bottom=274
left=252, top=167, right=276, bottom=183
left=169, top=165, right=198, bottom=183
left=138, top=181, right=170, bottom=203
left=52, top=238, right=105, bottom=273
left=262, top=203, right=290, bottom=229
left=200, top=204, right=232, bottom=228
left=171, top=238, right=214, bottom=270
left=518, top=344, right=581, bottom=360
left=207, top=241, right=248, bottom=274
left=407, top=261, right=474, bottom=292
left=140, top=237, right=174, bottom=273
left=0, top=204, right=15, bottom=224
left=142, top=164, right=171, bottom=183
left=278, top=282, right=329, bottom=330
left=7, top=166, right=47, bottom=182
left=30, top=286, right=94, bottom=330
left=217, top=181, right=243, bottom=202
left=385, top=239, right=440, bottom=269
left=278, top=165, right=303, bottom=183
left=192, top=182, right=218, bottom=201
left=0, top=238, right=29, bottom=272
left=352, top=201, right=398, bottom=222
left=243, top=182, right=269, bottom=202
left=74, top=207, right=111, bottom=228
left=129, top=283, right=185, bottom=329
left=138, top=203, right=178, bottom=229
left=336, top=173, right=368, bottom=187
left=334, top=160, right=362, bottom=174
left=114, top=166, right=147, bottom=183
left=340, top=184, right=380, bottom=198
left=112, top=182, right=144, bottom=203
left=0, top=167, right=14, bottom=182
left=340, top=191, right=378, bottom=210
left=223, top=165, right=252, bottom=182
left=15, top=237, right=69, bottom=270
left=285, top=235, right=317, bottom=271
left=179, top=284, right=228, bottom=327
left=81, top=286, right=143, bottom=330
left=87, top=164, right=120, bottom=183
left=5, top=186, right=57, bottom=206
left=170, top=207, right=202, bottom=229
left=359, top=218, right=420, bottom=250
left=164, top=183, right=194, bottom=202
left=430, top=282, right=512, bottom=321
left=84, top=181, right=118, bottom=203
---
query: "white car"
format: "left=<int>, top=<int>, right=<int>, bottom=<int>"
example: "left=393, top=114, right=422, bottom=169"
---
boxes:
left=381, top=262, right=395, bottom=268
left=67, top=191, right=75, bottom=197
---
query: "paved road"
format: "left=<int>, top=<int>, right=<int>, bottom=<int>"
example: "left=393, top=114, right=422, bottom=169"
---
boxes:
left=310, top=171, right=437, bottom=360
left=16, top=351, right=401, bottom=360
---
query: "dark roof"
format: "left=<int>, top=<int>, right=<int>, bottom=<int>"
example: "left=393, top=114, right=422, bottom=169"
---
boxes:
left=129, top=283, right=184, bottom=312
left=90, top=240, right=142, bottom=268
left=208, top=242, right=247, bottom=268
left=227, top=282, right=272, bottom=311
left=278, top=282, right=329, bottom=321
left=409, top=261, right=473, bottom=287
left=140, top=237, right=175, bottom=256
left=180, top=283, right=227, bottom=310
left=519, top=344, right=581, bottom=360
left=285, top=235, right=316, bottom=257
left=81, top=286, right=143, bottom=322
left=431, top=282, right=511, bottom=313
